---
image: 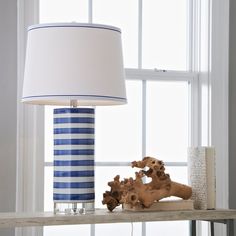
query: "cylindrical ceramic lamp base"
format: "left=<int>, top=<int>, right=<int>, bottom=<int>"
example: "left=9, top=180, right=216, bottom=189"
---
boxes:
left=53, top=108, right=95, bottom=214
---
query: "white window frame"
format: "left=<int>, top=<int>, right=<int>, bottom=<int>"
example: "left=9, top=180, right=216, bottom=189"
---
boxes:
left=16, top=1, right=44, bottom=236
left=16, top=0, right=229, bottom=236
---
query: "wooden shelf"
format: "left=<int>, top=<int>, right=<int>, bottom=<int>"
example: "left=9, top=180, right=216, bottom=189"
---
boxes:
left=0, top=209, right=236, bottom=228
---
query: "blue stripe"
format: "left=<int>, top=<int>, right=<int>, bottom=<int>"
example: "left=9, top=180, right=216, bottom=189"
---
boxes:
left=54, top=149, right=94, bottom=156
left=54, top=170, right=94, bottom=177
left=54, top=160, right=94, bottom=166
left=28, top=23, right=121, bottom=33
left=53, top=193, right=95, bottom=201
left=54, top=108, right=94, bottom=114
left=54, top=117, right=94, bottom=124
left=54, top=139, right=94, bottom=145
left=23, top=94, right=126, bottom=102
left=54, top=128, right=94, bottom=134
left=54, top=182, right=94, bottom=188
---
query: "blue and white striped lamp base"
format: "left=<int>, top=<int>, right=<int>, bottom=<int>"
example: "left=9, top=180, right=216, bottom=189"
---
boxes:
left=53, top=108, right=95, bottom=214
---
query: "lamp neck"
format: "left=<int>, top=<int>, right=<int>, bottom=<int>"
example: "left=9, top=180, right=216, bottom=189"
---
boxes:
left=70, top=100, right=78, bottom=108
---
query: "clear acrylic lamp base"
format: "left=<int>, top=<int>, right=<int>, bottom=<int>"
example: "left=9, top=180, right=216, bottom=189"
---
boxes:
left=54, top=202, right=95, bottom=215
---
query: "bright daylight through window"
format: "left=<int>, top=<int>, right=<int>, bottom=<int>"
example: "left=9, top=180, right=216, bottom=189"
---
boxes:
left=41, top=0, right=195, bottom=235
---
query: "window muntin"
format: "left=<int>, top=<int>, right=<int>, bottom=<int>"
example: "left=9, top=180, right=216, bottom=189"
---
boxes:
left=44, top=106, right=54, bottom=162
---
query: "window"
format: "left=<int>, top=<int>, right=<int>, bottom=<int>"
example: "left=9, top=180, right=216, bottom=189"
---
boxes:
left=39, top=0, right=199, bottom=235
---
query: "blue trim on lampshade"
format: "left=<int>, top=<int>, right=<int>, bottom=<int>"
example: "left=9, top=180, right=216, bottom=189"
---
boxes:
left=54, top=108, right=94, bottom=114
left=54, top=139, right=94, bottom=145
left=54, top=182, right=94, bottom=189
left=54, top=160, right=94, bottom=166
left=53, top=193, right=95, bottom=201
left=54, top=170, right=94, bottom=177
left=22, top=94, right=126, bottom=102
left=54, top=128, right=94, bottom=134
left=54, top=149, right=94, bottom=156
left=28, top=23, right=121, bottom=33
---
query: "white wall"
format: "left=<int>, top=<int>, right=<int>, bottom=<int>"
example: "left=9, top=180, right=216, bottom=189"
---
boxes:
left=229, top=0, right=236, bottom=225
left=0, top=0, right=17, bottom=235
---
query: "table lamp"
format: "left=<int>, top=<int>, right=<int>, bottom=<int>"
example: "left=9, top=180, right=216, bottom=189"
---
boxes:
left=22, top=23, right=127, bottom=214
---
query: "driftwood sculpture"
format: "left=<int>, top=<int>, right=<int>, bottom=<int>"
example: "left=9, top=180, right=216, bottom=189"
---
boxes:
left=102, top=156, right=192, bottom=211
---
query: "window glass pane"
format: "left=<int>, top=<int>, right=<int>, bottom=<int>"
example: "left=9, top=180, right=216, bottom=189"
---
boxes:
left=96, top=80, right=142, bottom=162
left=40, top=0, right=88, bottom=23
left=201, top=222, right=209, bottom=236
left=142, top=0, right=188, bottom=70
left=93, top=0, right=138, bottom=68
left=144, top=166, right=188, bottom=187
left=95, top=223, right=142, bottom=236
left=44, top=225, right=90, bottom=236
left=165, top=166, right=188, bottom=185
left=146, top=221, right=189, bottom=236
left=146, top=81, right=189, bottom=162
left=142, top=166, right=188, bottom=201
left=45, top=105, right=65, bottom=162
left=162, top=166, right=189, bottom=200
left=44, top=166, right=53, bottom=211
left=44, top=106, right=54, bottom=163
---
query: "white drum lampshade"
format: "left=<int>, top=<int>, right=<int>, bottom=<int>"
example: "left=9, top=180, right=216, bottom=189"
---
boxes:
left=22, top=23, right=126, bottom=105
left=22, top=23, right=127, bottom=213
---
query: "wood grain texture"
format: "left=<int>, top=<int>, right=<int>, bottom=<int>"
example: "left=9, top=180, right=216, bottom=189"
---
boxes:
left=123, top=200, right=194, bottom=211
left=0, top=209, right=236, bottom=228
